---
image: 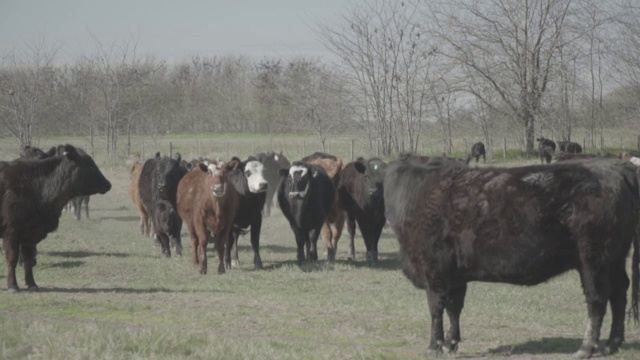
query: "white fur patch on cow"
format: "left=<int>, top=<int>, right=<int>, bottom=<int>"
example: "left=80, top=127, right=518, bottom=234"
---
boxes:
left=630, top=157, right=640, bottom=166
left=245, top=160, right=268, bottom=193
left=289, top=165, right=308, bottom=178
left=521, top=172, right=554, bottom=187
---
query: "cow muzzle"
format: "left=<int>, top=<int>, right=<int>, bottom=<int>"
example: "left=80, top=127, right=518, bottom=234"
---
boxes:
left=212, top=184, right=226, bottom=197
left=288, top=181, right=310, bottom=199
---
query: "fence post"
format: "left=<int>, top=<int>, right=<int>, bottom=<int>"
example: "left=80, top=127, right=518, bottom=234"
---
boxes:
left=227, top=141, right=230, bottom=160
left=142, top=143, right=145, bottom=160
left=303, top=141, right=306, bottom=156
left=350, top=139, right=354, bottom=161
left=503, top=138, right=507, bottom=159
left=198, top=140, right=201, bottom=158
left=169, top=142, right=173, bottom=158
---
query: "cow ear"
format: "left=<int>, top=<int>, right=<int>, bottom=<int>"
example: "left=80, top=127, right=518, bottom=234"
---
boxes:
left=227, top=159, right=240, bottom=171
left=312, top=168, right=319, bottom=178
left=197, top=162, right=208, bottom=172
left=155, top=152, right=161, bottom=159
left=279, top=168, right=289, bottom=177
left=61, top=145, right=79, bottom=160
left=175, top=152, right=182, bottom=163
left=354, top=162, right=366, bottom=174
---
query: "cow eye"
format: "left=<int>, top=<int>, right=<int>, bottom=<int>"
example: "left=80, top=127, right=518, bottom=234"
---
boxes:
left=245, top=170, right=251, bottom=177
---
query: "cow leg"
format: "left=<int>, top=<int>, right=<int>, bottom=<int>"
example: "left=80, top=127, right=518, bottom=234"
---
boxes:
left=321, top=223, right=334, bottom=262
left=84, top=197, right=90, bottom=219
left=370, top=222, right=385, bottom=264
left=173, top=219, right=183, bottom=256
left=187, top=226, right=199, bottom=267
left=250, top=219, right=263, bottom=269
left=158, top=233, right=171, bottom=258
left=331, top=214, right=345, bottom=262
left=605, top=263, right=629, bottom=355
left=223, top=231, right=234, bottom=270
left=575, top=266, right=610, bottom=358
left=216, top=230, right=229, bottom=274
left=309, top=227, right=321, bottom=262
left=293, top=227, right=308, bottom=266
left=3, top=238, right=20, bottom=293
left=21, top=245, right=38, bottom=291
left=194, top=225, right=209, bottom=274
left=444, top=284, right=467, bottom=353
left=425, top=288, right=447, bottom=355
left=346, top=213, right=357, bottom=261
left=74, top=202, right=81, bottom=220
left=228, top=229, right=240, bottom=268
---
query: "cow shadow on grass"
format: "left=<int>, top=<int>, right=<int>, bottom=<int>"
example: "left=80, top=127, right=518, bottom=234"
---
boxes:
left=30, top=286, right=176, bottom=294
left=41, top=260, right=84, bottom=269
left=43, top=250, right=131, bottom=258
left=94, top=215, right=140, bottom=222
left=485, top=337, right=640, bottom=357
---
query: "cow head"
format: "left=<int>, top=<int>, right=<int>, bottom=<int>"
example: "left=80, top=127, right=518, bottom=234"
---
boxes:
left=60, top=144, right=112, bottom=196
left=357, top=158, right=387, bottom=197
left=155, top=152, right=185, bottom=197
left=279, top=162, right=319, bottom=199
left=198, top=160, right=240, bottom=198
left=243, top=160, right=268, bottom=193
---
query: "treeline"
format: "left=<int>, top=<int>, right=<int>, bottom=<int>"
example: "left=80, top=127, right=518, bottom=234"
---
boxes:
left=2, top=0, right=640, bottom=158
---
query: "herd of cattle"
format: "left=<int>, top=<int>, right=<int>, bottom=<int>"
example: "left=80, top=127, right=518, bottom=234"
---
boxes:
left=2, top=140, right=640, bottom=358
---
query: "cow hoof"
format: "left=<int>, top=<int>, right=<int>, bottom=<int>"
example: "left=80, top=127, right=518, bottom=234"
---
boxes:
left=424, top=348, right=443, bottom=357
left=218, top=267, right=226, bottom=274
left=254, top=260, right=263, bottom=270
left=199, top=268, right=207, bottom=275
left=27, top=285, right=39, bottom=292
left=573, top=347, right=594, bottom=359
left=7, top=287, right=19, bottom=294
left=443, top=340, right=458, bottom=354
left=604, top=338, right=622, bottom=355
left=231, top=259, right=239, bottom=267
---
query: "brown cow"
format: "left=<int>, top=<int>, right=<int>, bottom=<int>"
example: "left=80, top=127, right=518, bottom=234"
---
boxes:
left=129, top=161, right=151, bottom=237
left=176, top=160, right=240, bottom=274
left=301, top=152, right=345, bottom=261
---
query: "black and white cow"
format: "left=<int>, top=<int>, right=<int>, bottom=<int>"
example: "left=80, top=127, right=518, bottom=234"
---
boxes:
left=226, top=157, right=269, bottom=269
left=278, top=161, right=334, bottom=265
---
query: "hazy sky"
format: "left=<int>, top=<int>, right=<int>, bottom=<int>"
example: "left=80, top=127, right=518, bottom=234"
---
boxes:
left=0, top=0, right=348, bottom=64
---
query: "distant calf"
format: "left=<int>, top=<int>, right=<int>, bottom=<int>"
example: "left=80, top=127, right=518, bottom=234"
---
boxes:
left=558, top=140, right=582, bottom=153
left=153, top=199, right=180, bottom=258
left=469, top=142, right=486, bottom=163
left=536, top=137, right=556, bottom=164
left=68, top=195, right=90, bottom=220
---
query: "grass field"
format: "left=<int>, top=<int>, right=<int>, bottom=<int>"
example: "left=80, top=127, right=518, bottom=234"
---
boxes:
left=0, top=136, right=639, bottom=359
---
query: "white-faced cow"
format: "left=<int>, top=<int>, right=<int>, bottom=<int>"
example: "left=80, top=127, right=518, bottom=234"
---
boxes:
left=337, top=157, right=387, bottom=263
left=226, top=157, right=269, bottom=270
left=177, top=160, right=240, bottom=274
left=536, top=137, right=556, bottom=164
left=384, top=156, right=639, bottom=358
left=0, top=144, right=112, bottom=292
left=255, top=151, right=290, bottom=217
left=278, top=161, right=334, bottom=265
left=301, top=152, right=345, bottom=261
left=138, top=152, right=188, bottom=256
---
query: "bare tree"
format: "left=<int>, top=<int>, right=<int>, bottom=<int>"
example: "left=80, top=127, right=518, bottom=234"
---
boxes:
left=0, top=39, right=58, bottom=148
left=317, top=0, right=437, bottom=155
left=428, top=0, right=574, bottom=153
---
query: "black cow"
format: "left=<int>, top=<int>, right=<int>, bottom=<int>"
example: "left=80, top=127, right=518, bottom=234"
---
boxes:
left=278, top=161, right=334, bottom=265
left=384, top=157, right=639, bottom=357
left=1, top=144, right=112, bottom=292
left=558, top=140, right=583, bottom=153
left=18, top=145, right=92, bottom=220
left=338, top=157, right=387, bottom=263
left=225, top=157, right=269, bottom=270
left=138, top=152, right=188, bottom=257
left=536, top=137, right=556, bottom=164
left=256, top=151, right=290, bottom=217
left=153, top=199, right=179, bottom=258
left=469, top=142, right=486, bottom=163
